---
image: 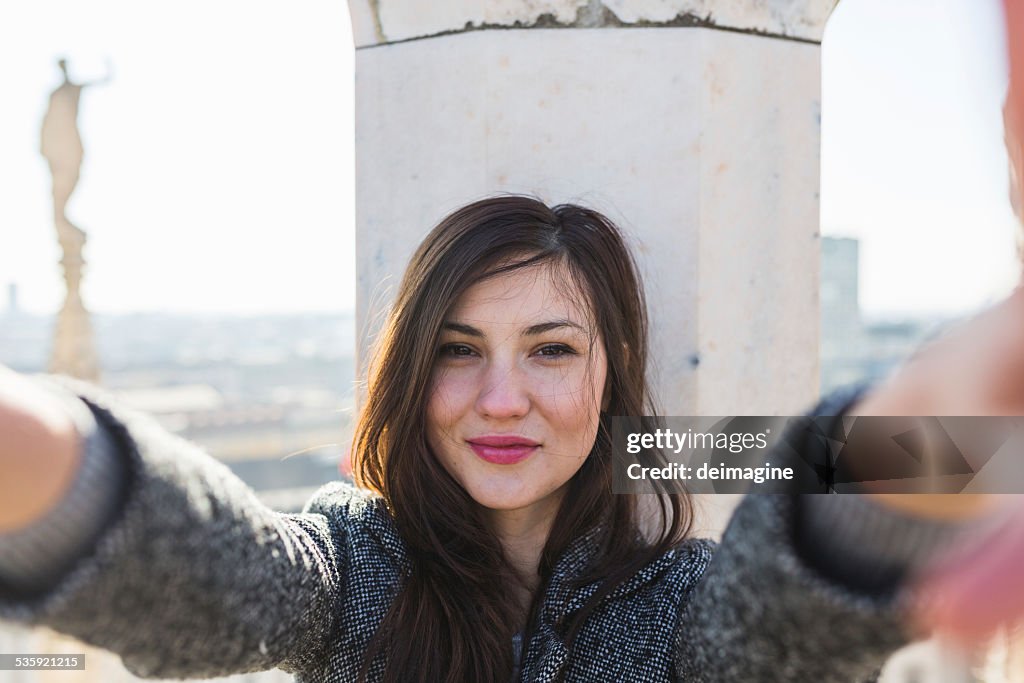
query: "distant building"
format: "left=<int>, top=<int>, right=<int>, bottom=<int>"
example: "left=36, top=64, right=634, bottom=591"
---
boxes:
left=820, top=237, right=861, bottom=351
left=820, top=236, right=865, bottom=391
left=6, top=282, right=18, bottom=316
left=819, top=235, right=956, bottom=395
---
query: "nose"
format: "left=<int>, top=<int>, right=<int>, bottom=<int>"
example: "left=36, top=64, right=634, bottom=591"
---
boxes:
left=475, top=360, right=530, bottom=420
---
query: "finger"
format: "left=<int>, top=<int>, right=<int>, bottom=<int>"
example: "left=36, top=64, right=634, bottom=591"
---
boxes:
left=913, top=502, right=1024, bottom=644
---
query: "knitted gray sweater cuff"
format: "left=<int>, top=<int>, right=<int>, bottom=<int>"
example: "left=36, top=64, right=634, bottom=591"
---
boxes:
left=795, top=383, right=992, bottom=594
left=0, top=378, right=127, bottom=593
left=798, top=494, right=977, bottom=594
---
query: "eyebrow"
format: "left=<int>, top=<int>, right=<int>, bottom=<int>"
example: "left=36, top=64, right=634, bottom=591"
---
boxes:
left=441, top=319, right=588, bottom=337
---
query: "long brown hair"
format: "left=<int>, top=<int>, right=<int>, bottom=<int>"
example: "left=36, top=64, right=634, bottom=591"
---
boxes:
left=352, top=195, right=693, bottom=682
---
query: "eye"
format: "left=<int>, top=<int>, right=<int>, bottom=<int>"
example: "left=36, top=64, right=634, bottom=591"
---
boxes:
left=535, top=344, right=576, bottom=358
left=438, top=343, right=477, bottom=358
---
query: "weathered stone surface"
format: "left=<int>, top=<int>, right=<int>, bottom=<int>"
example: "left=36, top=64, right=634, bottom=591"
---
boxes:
left=363, top=0, right=590, bottom=47
left=347, top=0, right=838, bottom=47
left=353, top=28, right=820, bottom=417
left=603, top=0, right=836, bottom=41
left=348, top=0, right=384, bottom=47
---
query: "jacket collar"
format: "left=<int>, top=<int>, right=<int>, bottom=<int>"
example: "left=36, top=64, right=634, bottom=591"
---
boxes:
left=518, top=523, right=681, bottom=681
left=540, top=522, right=680, bottom=626
left=358, top=495, right=684, bottom=682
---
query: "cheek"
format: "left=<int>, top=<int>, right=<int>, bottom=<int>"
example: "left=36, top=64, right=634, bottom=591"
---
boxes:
left=535, top=369, right=603, bottom=437
left=426, top=369, right=476, bottom=434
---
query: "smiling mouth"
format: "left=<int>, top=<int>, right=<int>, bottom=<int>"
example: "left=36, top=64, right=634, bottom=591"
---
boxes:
left=466, top=438, right=540, bottom=465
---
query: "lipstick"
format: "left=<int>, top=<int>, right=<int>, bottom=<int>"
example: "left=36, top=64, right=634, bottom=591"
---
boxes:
left=467, top=435, right=540, bottom=465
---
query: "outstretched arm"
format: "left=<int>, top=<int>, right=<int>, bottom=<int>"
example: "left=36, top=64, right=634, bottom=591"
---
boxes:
left=673, top=388, right=976, bottom=682
left=0, top=369, right=346, bottom=679
left=675, top=285, right=1024, bottom=681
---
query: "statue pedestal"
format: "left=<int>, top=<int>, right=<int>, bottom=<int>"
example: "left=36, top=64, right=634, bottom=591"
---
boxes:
left=49, top=221, right=99, bottom=383
left=49, top=296, right=99, bottom=383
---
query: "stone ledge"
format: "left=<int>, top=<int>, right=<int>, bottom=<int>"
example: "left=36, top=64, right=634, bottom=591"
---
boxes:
left=348, top=0, right=838, bottom=48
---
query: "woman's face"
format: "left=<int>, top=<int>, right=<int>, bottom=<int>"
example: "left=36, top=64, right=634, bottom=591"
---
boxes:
left=425, top=263, right=608, bottom=515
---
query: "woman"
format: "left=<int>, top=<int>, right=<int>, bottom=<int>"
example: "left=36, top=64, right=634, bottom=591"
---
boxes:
left=0, top=196, right=1017, bottom=682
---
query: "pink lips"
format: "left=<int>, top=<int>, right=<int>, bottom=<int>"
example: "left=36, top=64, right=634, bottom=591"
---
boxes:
left=467, top=435, right=540, bottom=465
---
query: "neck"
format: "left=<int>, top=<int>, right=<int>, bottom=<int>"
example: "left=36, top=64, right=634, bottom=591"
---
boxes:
left=489, top=508, right=552, bottom=583
left=485, top=489, right=565, bottom=628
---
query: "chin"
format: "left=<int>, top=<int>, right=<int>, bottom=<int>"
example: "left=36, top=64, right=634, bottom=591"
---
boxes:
left=462, top=481, right=542, bottom=512
left=467, top=490, right=535, bottom=512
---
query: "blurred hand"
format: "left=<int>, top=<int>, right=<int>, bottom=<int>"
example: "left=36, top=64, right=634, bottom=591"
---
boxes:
left=847, top=286, right=1024, bottom=644
left=913, top=498, right=1024, bottom=647
left=850, top=285, right=1024, bottom=514
left=898, top=1, right=1024, bottom=646
left=0, top=365, right=83, bottom=533
left=852, top=285, right=1024, bottom=421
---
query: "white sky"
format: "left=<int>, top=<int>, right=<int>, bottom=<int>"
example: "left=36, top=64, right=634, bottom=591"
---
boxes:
left=822, top=0, right=1021, bottom=317
left=1, top=0, right=1021, bottom=317
left=0, top=0, right=354, bottom=315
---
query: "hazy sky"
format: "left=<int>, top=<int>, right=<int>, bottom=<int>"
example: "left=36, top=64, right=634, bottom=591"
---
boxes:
left=1, top=0, right=354, bottom=315
left=822, top=0, right=1021, bottom=317
left=1, top=0, right=1021, bottom=317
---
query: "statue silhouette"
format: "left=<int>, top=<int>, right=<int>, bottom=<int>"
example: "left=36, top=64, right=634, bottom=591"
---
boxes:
left=40, top=58, right=109, bottom=383
left=40, top=58, right=110, bottom=253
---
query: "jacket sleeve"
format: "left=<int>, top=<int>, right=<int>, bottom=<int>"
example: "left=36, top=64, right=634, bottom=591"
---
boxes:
left=675, top=494, right=920, bottom=682
left=0, top=378, right=347, bottom=680
left=673, top=386, right=971, bottom=683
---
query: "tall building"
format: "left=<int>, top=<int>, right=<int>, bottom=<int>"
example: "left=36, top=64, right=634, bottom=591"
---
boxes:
left=6, top=282, right=18, bottom=316
left=820, top=236, right=864, bottom=392
left=819, top=236, right=952, bottom=395
left=820, top=236, right=861, bottom=355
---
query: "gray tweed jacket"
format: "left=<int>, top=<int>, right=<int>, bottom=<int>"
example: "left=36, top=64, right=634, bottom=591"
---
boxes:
left=0, top=382, right=928, bottom=682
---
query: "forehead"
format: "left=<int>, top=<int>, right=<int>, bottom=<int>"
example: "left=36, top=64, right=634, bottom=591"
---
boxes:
left=447, top=263, right=594, bottom=329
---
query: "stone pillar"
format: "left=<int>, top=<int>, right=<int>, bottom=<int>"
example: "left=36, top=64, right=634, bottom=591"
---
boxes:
left=348, top=0, right=831, bottom=428
left=348, top=0, right=834, bottom=545
left=343, top=6, right=981, bottom=680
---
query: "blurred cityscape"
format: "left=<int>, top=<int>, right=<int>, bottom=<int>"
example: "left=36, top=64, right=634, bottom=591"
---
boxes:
left=0, top=302, right=358, bottom=513
left=820, top=236, right=960, bottom=395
